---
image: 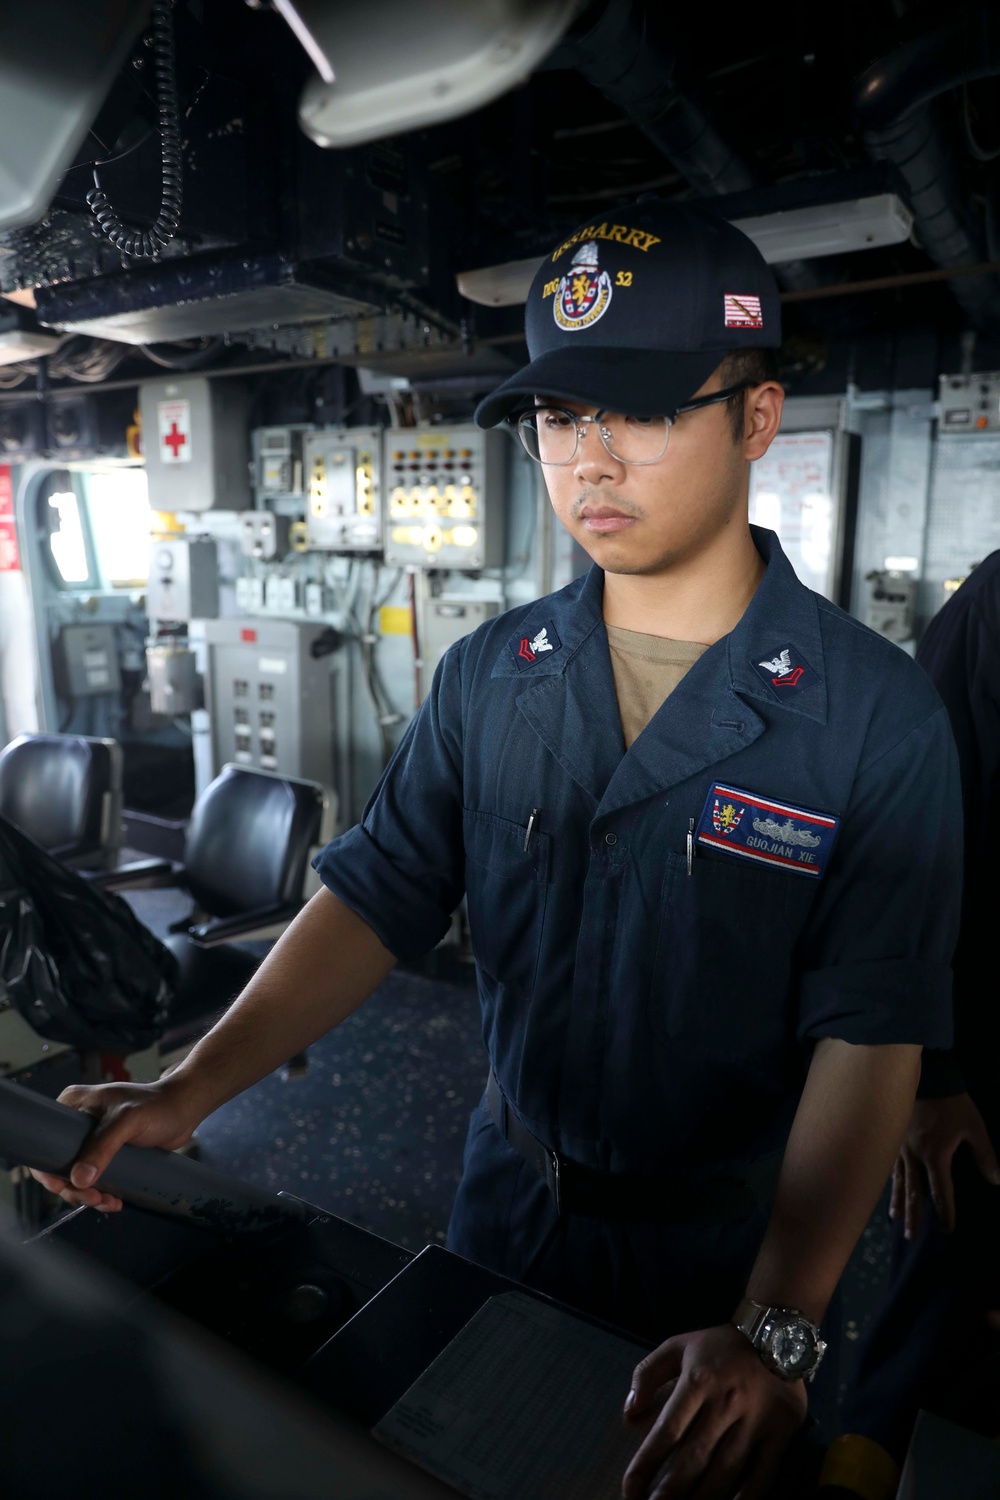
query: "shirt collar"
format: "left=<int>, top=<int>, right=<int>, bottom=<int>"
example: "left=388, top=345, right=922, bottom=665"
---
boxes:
left=493, top=527, right=827, bottom=725
left=727, top=527, right=828, bottom=726
left=491, top=565, right=605, bottom=681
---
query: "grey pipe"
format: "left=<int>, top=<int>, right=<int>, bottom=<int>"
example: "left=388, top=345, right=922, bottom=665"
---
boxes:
left=0, top=1076, right=305, bottom=1233
left=855, top=7, right=1000, bottom=326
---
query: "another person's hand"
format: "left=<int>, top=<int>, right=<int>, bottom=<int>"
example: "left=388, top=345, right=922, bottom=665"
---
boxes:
left=621, top=1323, right=807, bottom=1499
left=28, top=1076, right=204, bottom=1213
left=889, top=1093, right=1000, bottom=1239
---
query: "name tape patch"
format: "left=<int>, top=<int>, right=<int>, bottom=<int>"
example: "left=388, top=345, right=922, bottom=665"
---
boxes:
left=695, top=782, right=840, bottom=878
left=509, top=621, right=562, bottom=671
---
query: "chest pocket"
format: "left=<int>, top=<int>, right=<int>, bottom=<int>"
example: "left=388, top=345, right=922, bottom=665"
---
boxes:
left=463, top=809, right=550, bottom=993
left=649, top=850, right=818, bottom=1061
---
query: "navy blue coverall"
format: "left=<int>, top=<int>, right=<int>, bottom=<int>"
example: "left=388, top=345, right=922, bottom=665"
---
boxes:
left=314, top=528, right=961, bottom=1342
left=847, top=549, right=1000, bottom=1457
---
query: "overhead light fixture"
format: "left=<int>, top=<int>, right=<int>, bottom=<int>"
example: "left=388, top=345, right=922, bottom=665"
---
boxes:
left=735, top=192, right=912, bottom=264
left=0, top=310, right=62, bottom=365
left=276, top=0, right=581, bottom=150
left=457, top=193, right=915, bottom=307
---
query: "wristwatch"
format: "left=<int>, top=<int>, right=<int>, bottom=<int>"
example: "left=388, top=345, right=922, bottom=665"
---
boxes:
left=731, top=1298, right=827, bottom=1382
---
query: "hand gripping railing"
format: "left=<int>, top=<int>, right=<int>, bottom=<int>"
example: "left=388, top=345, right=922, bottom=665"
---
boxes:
left=0, top=1077, right=305, bottom=1233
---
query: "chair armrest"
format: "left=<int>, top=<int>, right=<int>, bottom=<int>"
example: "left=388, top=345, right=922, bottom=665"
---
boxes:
left=186, top=904, right=300, bottom=948
left=83, top=858, right=177, bottom=891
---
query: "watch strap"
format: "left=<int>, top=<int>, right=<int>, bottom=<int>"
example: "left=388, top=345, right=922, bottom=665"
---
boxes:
left=732, top=1297, right=770, bottom=1344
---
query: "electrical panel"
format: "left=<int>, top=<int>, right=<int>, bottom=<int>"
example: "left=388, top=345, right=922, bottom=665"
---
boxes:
left=252, top=425, right=313, bottom=508
left=303, top=427, right=383, bottom=552
left=147, top=538, right=220, bottom=624
left=239, top=511, right=291, bottom=560
left=865, top=569, right=916, bottom=642
left=57, top=623, right=122, bottom=697
left=417, top=590, right=501, bottom=699
left=139, top=376, right=251, bottom=512
left=201, top=618, right=340, bottom=792
left=939, top=371, right=1000, bottom=433
left=384, top=424, right=505, bottom=569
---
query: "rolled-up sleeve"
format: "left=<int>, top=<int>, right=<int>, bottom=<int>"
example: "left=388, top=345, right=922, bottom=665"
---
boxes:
left=312, top=648, right=465, bottom=961
left=796, top=706, right=962, bottom=1049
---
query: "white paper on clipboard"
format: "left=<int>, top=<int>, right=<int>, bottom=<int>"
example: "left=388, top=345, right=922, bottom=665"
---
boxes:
left=373, top=1291, right=652, bottom=1500
left=749, top=430, right=837, bottom=598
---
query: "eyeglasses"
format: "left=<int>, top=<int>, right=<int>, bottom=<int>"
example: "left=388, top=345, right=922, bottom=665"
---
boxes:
left=513, top=382, right=754, bottom=466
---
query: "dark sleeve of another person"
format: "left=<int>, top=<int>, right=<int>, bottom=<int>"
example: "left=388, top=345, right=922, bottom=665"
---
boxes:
left=914, top=557, right=1000, bottom=1100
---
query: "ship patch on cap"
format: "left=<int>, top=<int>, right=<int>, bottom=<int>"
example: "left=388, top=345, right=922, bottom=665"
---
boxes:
left=724, top=293, right=763, bottom=329
left=554, top=242, right=614, bottom=331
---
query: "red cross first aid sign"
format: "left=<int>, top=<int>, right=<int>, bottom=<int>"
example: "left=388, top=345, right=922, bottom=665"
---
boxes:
left=157, top=399, right=192, bottom=464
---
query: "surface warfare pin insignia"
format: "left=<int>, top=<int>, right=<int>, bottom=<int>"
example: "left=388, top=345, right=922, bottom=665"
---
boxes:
left=750, top=643, right=818, bottom=693
left=509, top=622, right=562, bottom=671
left=696, top=782, right=840, bottom=878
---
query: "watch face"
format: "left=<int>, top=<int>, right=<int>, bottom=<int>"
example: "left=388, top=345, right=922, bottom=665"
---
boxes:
left=769, top=1318, right=818, bottom=1376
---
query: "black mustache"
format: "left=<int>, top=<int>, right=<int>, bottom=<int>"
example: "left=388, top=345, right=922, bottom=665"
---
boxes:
left=571, top=492, right=645, bottom=520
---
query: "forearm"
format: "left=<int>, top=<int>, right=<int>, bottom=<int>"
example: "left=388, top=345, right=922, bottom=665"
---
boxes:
left=745, top=1037, right=921, bottom=1324
left=168, top=886, right=397, bottom=1121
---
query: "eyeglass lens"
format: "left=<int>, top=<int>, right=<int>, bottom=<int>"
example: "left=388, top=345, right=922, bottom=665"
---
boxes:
left=518, top=408, right=670, bottom=465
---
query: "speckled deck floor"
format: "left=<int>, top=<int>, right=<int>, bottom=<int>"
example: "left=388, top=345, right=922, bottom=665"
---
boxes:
left=194, top=969, right=485, bottom=1251
left=122, top=886, right=485, bottom=1252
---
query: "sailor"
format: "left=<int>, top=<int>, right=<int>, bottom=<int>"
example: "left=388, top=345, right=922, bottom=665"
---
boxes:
left=846, top=550, right=1000, bottom=1458
left=34, top=202, right=961, bottom=1498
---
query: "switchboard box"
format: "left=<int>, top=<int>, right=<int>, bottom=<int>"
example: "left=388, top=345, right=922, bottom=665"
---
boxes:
left=252, top=424, right=313, bottom=507
left=417, top=590, right=500, bottom=700
left=140, top=376, right=251, bottom=512
left=57, top=623, right=121, bottom=697
left=939, top=371, right=1000, bottom=433
left=201, top=618, right=340, bottom=794
left=304, top=426, right=383, bottom=552
left=383, top=424, right=505, bottom=569
left=147, top=538, right=220, bottom=623
left=239, top=511, right=291, bottom=560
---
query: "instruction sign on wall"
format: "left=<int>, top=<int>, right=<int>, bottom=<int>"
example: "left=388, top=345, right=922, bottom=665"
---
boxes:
left=749, top=430, right=837, bottom=599
left=157, top=399, right=192, bottom=464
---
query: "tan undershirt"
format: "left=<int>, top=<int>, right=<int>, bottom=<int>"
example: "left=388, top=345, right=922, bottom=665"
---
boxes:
left=606, top=626, right=709, bottom=749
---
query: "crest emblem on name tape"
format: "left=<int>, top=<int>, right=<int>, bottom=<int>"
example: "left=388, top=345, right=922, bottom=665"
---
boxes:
left=695, top=782, right=840, bottom=877
left=554, top=241, right=613, bottom=331
left=712, top=798, right=745, bottom=836
left=509, top=621, right=563, bottom=671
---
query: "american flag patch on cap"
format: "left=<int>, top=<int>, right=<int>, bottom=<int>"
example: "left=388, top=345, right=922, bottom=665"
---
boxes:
left=724, top=294, right=763, bottom=328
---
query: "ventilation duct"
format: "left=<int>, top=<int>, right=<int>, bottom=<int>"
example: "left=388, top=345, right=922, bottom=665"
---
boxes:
left=854, top=7, right=1000, bottom=327
left=556, top=0, right=822, bottom=291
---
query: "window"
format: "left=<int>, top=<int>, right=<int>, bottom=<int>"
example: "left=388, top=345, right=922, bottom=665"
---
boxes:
left=46, top=489, right=90, bottom=584
left=84, top=468, right=151, bottom=588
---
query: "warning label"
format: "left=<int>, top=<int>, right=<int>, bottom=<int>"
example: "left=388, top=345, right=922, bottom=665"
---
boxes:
left=0, top=464, right=20, bottom=572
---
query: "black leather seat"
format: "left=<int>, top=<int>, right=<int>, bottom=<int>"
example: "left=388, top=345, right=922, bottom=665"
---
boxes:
left=0, top=734, right=123, bottom=872
left=96, top=764, right=330, bottom=1046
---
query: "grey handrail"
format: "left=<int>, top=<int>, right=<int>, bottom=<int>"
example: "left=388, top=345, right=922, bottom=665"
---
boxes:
left=0, top=1077, right=306, bottom=1233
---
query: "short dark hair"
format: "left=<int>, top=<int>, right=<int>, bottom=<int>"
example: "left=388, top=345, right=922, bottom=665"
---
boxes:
left=716, top=348, right=781, bottom=443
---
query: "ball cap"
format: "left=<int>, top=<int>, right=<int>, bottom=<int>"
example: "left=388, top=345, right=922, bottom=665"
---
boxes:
left=474, top=201, right=781, bottom=428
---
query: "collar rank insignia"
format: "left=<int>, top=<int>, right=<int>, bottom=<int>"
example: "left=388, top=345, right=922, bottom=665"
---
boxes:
left=750, top=642, right=818, bottom=693
left=509, top=622, right=562, bottom=671
left=695, top=782, right=840, bottom=878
